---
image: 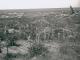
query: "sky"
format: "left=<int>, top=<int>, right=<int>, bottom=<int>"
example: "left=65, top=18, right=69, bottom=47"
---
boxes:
left=0, top=0, right=80, bottom=9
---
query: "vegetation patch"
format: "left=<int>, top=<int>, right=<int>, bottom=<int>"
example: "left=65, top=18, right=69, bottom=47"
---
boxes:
left=28, top=43, right=49, bottom=58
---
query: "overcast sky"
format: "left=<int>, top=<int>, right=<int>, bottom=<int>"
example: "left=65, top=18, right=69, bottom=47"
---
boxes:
left=0, top=0, right=80, bottom=9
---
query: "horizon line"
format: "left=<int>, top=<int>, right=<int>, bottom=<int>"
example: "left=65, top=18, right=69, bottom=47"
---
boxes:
left=0, top=7, right=80, bottom=10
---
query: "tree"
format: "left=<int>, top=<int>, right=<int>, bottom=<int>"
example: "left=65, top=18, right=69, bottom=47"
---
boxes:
left=70, top=5, right=74, bottom=14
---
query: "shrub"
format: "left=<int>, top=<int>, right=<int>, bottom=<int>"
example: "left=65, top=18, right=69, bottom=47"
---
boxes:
left=28, top=43, right=48, bottom=58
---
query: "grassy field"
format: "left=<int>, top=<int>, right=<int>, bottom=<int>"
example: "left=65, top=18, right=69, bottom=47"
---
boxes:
left=0, top=8, right=80, bottom=60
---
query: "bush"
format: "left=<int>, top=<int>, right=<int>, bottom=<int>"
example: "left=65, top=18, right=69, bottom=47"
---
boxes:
left=28, top=43, right=48, bottom=58
left=4, top=53, right=17, bottom=60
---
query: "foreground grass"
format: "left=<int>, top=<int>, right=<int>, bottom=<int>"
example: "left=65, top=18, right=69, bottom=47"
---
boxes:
left=0, top=40, right=79, bottom=60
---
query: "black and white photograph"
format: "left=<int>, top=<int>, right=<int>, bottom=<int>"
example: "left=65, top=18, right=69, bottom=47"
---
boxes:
left=0, top=0, right=80, bottom=60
